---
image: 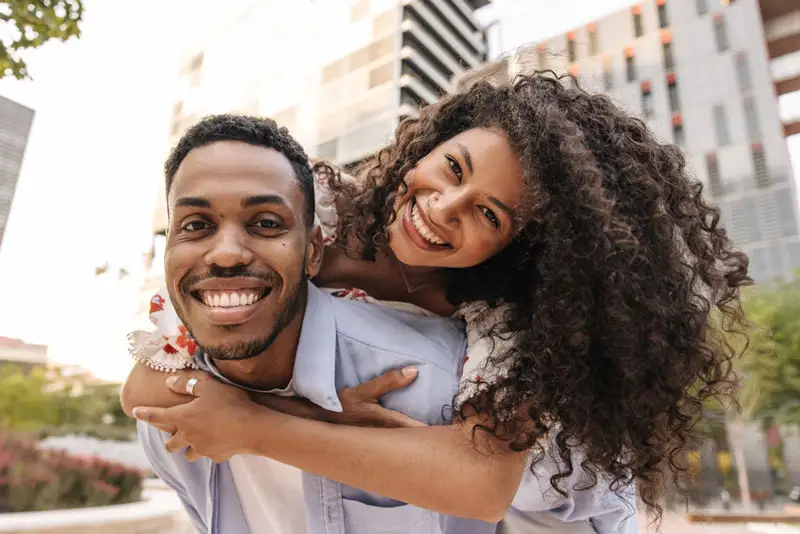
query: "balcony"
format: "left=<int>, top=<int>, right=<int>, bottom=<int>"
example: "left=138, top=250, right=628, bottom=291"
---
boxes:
left=759, top=0, right=797, bottom=23
left=763, top=7, right=800, bottom=59
left=401, top=46, right=454, bottom=92
left=772, top=49, right=800, bottom=95
left=401, top=19, right=465, bottom=77
left=403, top=0, right=482, bottom=69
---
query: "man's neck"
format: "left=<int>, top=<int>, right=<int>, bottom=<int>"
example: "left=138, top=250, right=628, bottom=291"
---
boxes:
left=212, top=311, right=305, bottom=391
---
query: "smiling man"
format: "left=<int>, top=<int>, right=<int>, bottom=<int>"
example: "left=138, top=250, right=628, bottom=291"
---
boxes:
left=132, top=114, right=497, bottom=534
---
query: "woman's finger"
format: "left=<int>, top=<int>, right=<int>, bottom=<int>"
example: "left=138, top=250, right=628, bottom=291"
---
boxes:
left=165, top=434, right=190, bottom=454
left=345, top=366, right=418, bottom=402
left=165, top=374, right=205, bottom=397
left=184, top=447, right=202, bottom=463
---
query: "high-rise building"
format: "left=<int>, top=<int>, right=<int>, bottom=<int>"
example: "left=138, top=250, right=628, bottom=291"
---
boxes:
left=0, top=96, right=34, bottom=256
left=140, top=0, right=491, bottom=312
left=457, top=0, right=800, bottom=283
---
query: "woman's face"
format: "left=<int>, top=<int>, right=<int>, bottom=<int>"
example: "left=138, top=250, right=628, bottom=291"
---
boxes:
left=388, top=128, right=524, bottom=269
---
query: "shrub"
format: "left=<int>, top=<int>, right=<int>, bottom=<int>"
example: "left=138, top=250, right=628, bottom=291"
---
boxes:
left=0, top=434, right=143, bottom=513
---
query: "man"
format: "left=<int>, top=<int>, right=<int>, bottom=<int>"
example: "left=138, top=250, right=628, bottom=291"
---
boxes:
left=130, top=114, right=637, bottom=534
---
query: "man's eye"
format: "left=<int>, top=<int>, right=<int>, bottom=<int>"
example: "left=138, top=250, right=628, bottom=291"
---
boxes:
left=182, top=221, right=211, bottom=232
left=253, top=220, right=280, bottom=229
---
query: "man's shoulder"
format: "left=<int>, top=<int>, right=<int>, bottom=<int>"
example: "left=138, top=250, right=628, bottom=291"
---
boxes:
left=329, top=297, right=467, bottom=367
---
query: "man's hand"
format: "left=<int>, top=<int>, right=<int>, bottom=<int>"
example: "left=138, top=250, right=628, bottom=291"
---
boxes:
left=132, top=376, right=260, bottom=463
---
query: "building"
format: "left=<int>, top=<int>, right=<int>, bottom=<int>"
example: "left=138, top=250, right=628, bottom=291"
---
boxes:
left=0, top=336, right=47, bottom=373
left=457, top=0, right=800, bottom=284
left=140, top=0, right=491, bottom=307
left=0, top=95, right=34, bottom=256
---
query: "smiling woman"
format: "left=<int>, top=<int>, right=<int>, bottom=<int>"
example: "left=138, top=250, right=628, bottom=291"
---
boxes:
left=386, top=128, right=523, bottom=270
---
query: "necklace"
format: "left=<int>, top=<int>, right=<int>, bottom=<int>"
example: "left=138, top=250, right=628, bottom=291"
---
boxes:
left=397, top=261, right=433, bottom=294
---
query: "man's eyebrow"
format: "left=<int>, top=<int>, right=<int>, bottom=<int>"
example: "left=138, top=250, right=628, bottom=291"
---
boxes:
left=174, top=196, right=211, bottom=209
left=456, top=143, right=473, bottom=174
left=242, top=194, right=289, bottom=209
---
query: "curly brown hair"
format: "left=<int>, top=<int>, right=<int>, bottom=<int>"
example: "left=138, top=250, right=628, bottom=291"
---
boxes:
left=319, top=72, right=751, bottom=519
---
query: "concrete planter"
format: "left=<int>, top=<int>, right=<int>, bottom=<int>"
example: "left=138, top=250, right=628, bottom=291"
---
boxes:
left=0, top=482, right=190, bottom=534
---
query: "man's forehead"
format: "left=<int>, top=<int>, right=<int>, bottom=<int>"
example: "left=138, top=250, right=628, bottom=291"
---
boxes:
left=170, top=141, right=303, bottom=203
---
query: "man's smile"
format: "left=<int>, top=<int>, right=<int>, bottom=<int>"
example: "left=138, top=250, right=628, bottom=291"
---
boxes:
left=186, top=276, right=276, bottom=326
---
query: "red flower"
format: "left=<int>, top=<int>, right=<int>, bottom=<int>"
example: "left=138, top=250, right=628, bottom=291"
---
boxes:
left=175, top=325, right=198, bottom=356
left=163, top=344, right=178, bottom=355
left=149, top=294, right=165, bottom=314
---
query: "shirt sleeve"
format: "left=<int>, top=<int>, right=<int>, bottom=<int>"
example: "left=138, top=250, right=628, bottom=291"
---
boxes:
left=508, top=444, right=639, bottom=534
left=137, top=422, right=208, bottom=533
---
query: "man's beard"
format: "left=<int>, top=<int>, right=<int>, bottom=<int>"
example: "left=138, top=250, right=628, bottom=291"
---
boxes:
left=202, top=275, right=306, bottom=361
left=174, top=263, right=308, bottom=362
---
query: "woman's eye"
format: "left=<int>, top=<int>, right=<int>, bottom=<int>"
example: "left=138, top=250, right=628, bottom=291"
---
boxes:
left=182, top=220, right=210, bottom=232
left=482, top=207, right=499, bottom=229
left=445, top=155, right=463, bottom=181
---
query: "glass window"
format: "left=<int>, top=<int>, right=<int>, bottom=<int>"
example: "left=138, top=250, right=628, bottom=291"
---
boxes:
left=626, top=53, right=636, bottom=82
left=714, top=16, right=729, bottom=53
left=713, top=104, right=730, bottom=146
left=658, top=2, right=669, bottom=28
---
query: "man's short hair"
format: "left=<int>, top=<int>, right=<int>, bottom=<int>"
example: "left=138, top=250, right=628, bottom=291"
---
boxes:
left=164, top=114, right=315, bottom=226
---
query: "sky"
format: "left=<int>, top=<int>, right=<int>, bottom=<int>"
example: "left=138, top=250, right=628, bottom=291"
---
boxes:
left=0, top=0, right=796, bottom=381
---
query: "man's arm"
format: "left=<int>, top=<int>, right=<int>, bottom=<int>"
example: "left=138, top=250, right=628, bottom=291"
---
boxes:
left=137, top=422, right=208, bottom=533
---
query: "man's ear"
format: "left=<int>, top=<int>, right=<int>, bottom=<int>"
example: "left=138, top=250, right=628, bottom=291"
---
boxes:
left=305, top=225, right=325, bottom=278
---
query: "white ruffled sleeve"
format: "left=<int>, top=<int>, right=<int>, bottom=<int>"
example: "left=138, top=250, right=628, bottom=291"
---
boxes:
left=455, top=301, right=516, bottom=405
left=313, top=168, right=340, bottom=245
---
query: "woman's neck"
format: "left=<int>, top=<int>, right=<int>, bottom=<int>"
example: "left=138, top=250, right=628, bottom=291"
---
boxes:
left=314, top=245, right=456, bottom=316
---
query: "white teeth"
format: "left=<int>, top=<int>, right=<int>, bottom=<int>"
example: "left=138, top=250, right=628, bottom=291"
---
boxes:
left=199, top=291, right=265, bottom=308
left=411, top=202, right=448, bottom=246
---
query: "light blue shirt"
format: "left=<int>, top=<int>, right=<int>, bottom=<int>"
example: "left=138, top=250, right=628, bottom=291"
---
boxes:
left=138, top=282, right=637, bottom=534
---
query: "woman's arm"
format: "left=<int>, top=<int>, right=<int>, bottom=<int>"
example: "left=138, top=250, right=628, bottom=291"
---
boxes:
left=132, top=372, right=527, bottom=522
left=244, top=408, right=527, bottom=522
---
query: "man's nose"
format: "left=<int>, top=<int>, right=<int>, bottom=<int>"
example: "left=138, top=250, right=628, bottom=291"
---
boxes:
left=205, top=226, right=253, bottom=268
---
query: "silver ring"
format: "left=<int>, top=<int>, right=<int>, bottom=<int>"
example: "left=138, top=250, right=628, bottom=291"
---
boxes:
left=185, top=377, right=199, bottom=396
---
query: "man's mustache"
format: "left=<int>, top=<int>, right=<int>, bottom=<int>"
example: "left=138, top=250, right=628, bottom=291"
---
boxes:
left=180, top=265, right=281, bottom=293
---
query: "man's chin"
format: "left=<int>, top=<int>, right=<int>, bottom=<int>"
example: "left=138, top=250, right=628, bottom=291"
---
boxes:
left=199, top=338, right=271, bottom=362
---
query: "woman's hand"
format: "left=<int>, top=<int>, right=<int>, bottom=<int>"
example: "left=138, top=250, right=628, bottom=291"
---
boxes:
left=133, top=376, right=261, bottom=463
left=132, top=366, right=426, bottom=462
left=254, top=366, right=425, bottom=429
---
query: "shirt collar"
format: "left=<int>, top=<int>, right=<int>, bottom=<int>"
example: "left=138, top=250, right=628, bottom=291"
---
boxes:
left=291, top=282, right=341, bottom=411
left=197, top=281, right=342, bottom=412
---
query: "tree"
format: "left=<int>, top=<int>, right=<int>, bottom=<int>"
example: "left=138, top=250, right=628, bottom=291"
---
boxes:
left=738, top=278, right=800, bottom=424
left=0, top=0, right=84, bottom=80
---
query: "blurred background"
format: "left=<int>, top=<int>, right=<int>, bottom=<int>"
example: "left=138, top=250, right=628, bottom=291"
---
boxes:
left=0, top=0, right=799, bottom=532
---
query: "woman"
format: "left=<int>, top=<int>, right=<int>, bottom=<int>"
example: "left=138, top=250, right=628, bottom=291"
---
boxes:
left=123, top=73, right=750, bottom=523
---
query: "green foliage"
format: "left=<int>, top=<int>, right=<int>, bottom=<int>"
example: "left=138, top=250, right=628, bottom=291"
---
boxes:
left=0, top=364, right=135, bottom=436
left=0, top=0, right=84, bottom=80
left=0, top=435, right=143, bottom=512
left=738, top=278, right=800, bottom=423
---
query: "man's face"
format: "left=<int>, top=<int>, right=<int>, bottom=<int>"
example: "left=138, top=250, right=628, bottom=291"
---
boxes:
left=165, top=141, right=322, bottom=361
